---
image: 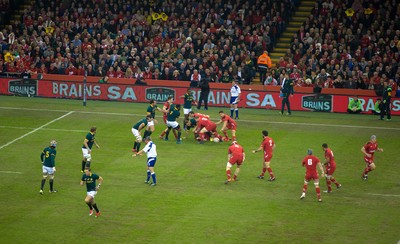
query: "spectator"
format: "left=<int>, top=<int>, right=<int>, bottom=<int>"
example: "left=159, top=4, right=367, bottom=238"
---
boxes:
left=99, top=76, right=109, bottom=84
left=257, top=51, right=272, bottom=83
left=181, top=69, right=192, bottom=82
left=190, top=69, right=201, bottom=88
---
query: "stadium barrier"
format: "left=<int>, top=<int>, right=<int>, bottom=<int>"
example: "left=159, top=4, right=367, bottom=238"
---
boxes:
left=0, top=75, right=398, bottom=115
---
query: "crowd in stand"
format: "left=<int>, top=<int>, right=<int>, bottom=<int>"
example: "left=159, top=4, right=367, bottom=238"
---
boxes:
left=0, top=0, right=296, bottom=83
left=0, top=0, right=399, bottom=96
left=278, top=0, right=400, bottom=96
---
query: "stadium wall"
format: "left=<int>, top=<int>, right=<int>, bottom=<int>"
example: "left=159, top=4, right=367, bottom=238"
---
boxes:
left=0, top=75, right=398, bottom=115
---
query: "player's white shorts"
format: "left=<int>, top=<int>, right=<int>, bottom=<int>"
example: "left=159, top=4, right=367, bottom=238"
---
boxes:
left=82, top=148, right=91, bottom=161
left=183, top=108, right=192, bottom=115
left=230, top=96, right=239, bottom=105
left=42, top=166, right=55, bottom=175
left=166, top=120, right=179, bottom=129
left=86, top=191, right=97, bottom=198
left=147, top=120, right=155, bottom=127
left=131, top=128, right=142, bottom=141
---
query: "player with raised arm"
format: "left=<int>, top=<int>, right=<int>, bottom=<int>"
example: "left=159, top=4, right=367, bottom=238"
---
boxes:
left=144, top=99, right=167, bottom=139
left=40, top=140, right=58, bottom=194
left=225, top=141, right=245, bottom=184
left=159, top=96, right=178, bottom=140
left=216, top=111, right=237, bottom=141
left=361, top=135, right=383, bottom=180
left=180, top=88, right=197, bottom=131
left=300, top=149, right=325, bottom=202
left=81, top=127, right=100, bottom=172
left=133, top=136, right=158, bottom=186
left=322, top=143, right=341, bottom=193
left=252, top=130, right=276, bottom=181
left=164, top=104, right=183, bottom=144
left=132, top=116, right=152, bottom=152
left=80, top=168, right=103, bottom=217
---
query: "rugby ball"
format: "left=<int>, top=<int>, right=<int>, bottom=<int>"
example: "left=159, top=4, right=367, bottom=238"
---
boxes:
left=213, top=137, right=220, bottom=143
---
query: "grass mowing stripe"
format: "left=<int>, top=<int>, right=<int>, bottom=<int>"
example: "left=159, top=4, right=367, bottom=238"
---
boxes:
left=1, top=106, right=398, bottom=131
left=0, top=171, right=23, bottom=174
left=0, top=111, right=74, bottom=150
left=0, top=125, right=86, bottom=133
left=366, top=193, right=400, bottom=197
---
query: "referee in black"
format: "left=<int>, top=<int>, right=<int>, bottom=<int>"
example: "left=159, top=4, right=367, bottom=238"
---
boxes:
left=380, top=80, right=392, bottom=121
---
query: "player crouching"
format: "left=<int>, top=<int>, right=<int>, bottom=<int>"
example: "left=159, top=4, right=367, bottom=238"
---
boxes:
left=195, top=116, right=222, bottom=144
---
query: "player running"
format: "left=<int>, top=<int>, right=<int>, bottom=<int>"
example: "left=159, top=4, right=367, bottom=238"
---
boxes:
left=361, top=135, right=383, bottom=180
left=80, top=168, right=103, bottom=217
left=322, top=143, right=342, bottom=193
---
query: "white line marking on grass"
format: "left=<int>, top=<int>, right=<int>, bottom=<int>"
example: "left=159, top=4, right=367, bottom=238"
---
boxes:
left=0, top=107, right=70, bottom=113
left=367, top=193, right=400, bottom=197
left=0, top=171, right=23, bottom=174
left=0, top=125, right=86, bottom=133
left=0, top=111, right=74, bottom=150
left=0, top=106, right=399, bottom=131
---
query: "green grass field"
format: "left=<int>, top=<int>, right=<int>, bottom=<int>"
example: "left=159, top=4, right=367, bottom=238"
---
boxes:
left=0, top=95, right=399, bottom=244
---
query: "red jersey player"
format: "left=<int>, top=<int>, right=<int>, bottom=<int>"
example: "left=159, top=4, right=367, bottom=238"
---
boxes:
left=300, top=149, right=325, bottom=202
left=252, top=130, right=276, bottom=181
left=159, top=96, right=178, bottom=140
left=195, top=116, right=222, bottom=143
left=188, top=111, right=210, bottom=139
left=216, top=111, right=237, bottom=141
left=361, top=135, right=383, bottom=180
left=188, top=111, right=210, bottom=120
left=322, top=143, right=342, bottom=193
left=225, top=141, right=245, bottom=184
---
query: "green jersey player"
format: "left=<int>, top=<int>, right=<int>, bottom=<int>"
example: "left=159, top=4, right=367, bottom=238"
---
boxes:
left=144, top=99, right=166, bottom=139
left=165, top=104, right=182, bottom=144
left=40, top=140, right=58, bottom=194
left=179, top=88, right=197, bottom=130
left=80, top=168, right=103, bottom=217
left=132, top=116, right=152, bottom=152
left=81, top=126, right=100, bottom=172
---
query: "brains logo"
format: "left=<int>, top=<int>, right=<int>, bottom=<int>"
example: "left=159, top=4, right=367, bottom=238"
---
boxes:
left=145, top=87, right=175, bottom=102
left=302, top=94, right=333, bottom=112
left=8, top=79, right=38, bottom=96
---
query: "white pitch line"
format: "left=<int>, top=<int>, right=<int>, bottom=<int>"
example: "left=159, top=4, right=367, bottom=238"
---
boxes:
left=0, top=125, right=86, bottom=133
left=0, top=106, right=399, bottom=131
left=0, top=171, right=23, bottom=174
left=367, top=193, right=400, bottom=197
left=0, top=111, right=74, bottom=150
left=0, top=106, right=70, bottom=113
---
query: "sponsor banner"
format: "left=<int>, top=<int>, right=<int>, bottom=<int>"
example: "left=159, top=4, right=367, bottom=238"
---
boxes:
left=8, top=79, right=38, bottom=96
left=301, top=94, right=333, bottom=112
left=0, top=78, right=399, bottom=115
left=145, top=87, right=175, bottom=102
